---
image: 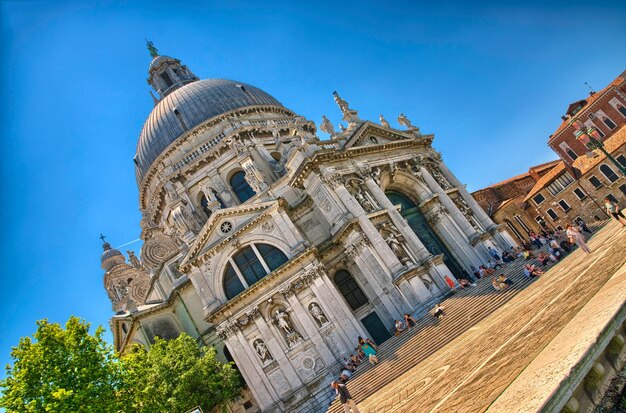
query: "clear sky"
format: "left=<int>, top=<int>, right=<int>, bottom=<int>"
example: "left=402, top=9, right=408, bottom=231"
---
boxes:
left=1, top=0, right=625, bottom=376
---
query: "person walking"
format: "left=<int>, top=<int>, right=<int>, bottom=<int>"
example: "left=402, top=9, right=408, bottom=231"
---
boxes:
left=331, top=381, right=361, bottom=413
left=566, top=224, right=591, bottom=254
left=360, top=341, right=378, bottom=365
left=604, top=198, right=626, bottom=227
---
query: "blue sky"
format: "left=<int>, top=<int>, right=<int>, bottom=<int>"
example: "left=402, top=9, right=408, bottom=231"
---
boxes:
left=1, top=0, right=625, bottom=375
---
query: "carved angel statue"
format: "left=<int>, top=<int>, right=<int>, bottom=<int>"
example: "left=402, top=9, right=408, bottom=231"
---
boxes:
left=127, top=250, right=143, bottom=270
left=254, top=339, right=273, bottom=362
left=320, top=115, right=336, bottom=136
left=275, top=309, right=294, bottom=334
left=309, top=303, right=328, bottom=325
left=354, top=187, right=375, bottom=212
left=333, top=91, right=352, bottom=114
left=339, top=123, right=347, bottom=133
left=385, top=232, right=410, bottom=264
left=397, top=113, right=415, bottom=129
left=379, top=114, right=390, bottom=128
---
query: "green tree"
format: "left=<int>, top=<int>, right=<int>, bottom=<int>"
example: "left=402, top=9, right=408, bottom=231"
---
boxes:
left=0, top=316, right=121, bottom=413
left=119, top=334, right=242, bottom=413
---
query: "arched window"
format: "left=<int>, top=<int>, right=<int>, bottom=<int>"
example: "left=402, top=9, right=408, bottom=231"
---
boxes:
left=223, top=244, right=289, bottom=300
left=600, top=164, right=619, bottom=183
left=230, top=171, right=256, bottom=203
left=334, top=270, right=369, bottom=311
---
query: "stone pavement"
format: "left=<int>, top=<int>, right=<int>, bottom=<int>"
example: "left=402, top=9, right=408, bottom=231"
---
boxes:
left=328, top=222, right=626, bottom=413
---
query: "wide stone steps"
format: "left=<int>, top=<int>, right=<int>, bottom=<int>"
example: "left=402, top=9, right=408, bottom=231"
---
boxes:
left=326, top=246, right=562, bottom=413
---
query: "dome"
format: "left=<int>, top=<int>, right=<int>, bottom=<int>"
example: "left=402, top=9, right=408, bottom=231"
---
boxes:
left=101, top=241, right=124, bottom=271
left=134, top=78, right=284, bottom=184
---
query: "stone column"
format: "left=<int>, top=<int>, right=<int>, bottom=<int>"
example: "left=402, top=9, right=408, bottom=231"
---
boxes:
left=438, top=162, right=496, bottom=230
left=251, top=312, right=303, bottom=389
left=283, top=290, right=337, bottom=367
left=333, top=181, right=404, bottom=275
left=312, top=271, right=366, bottom=343
left=364, top=177, right=431, bottom=262
left=420, top=167, right=478, bottom=239
left=225, top=329, right=278, bottom=409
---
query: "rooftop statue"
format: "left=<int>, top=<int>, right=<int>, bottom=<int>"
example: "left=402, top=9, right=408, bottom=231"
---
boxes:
left=397, top=113, right=414, bottom=129
left=333, top=91, right=352, bottom=114
left=320, top=115, right=336, bottom=137
left=380, top=114, right=390, bottom=128
left=146, top=40, right=159, bottom=58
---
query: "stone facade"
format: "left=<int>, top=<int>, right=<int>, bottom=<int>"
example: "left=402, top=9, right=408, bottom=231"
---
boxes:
left=100, top=46, right=515, bottom=413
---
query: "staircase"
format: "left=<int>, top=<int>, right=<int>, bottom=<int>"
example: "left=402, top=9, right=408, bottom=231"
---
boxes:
left=325, top=228, right=603, bottom=413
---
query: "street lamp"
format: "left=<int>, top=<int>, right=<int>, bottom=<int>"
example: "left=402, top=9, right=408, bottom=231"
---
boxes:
left=570, top=119, right=626, bottom=176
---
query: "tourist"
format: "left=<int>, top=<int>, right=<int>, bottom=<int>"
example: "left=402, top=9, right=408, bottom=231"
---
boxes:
left=444, top=275, right=456, bottom=289
left=394, top=319, right=405, bottom=335
left=331, top=381, right=361, bottom=413
left=433, top=303, right=446, bottom=319
left=548, top=245, right=562, bottom=259
left=604, top=198, right=626, bottom=227
left=488, top=246, right=501, bottom=261
left=566, top=224, right=592, bottom=254
left=360, top=341, right=378, bottom=366
left=357, top=336, right=377, bottom=350
left=501, top=250, right=515, bottom=263
left=404, top=313, right=417, bottom=330
left=523, top=264, right=543, bottom=278
left=458, top=278, right=476, bottom=288
left=498, top=274, right=513, bottom=287
left=492, top=276, right=511, bottom=291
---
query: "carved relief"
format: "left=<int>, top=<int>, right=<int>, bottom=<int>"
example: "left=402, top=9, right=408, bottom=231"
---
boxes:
left=261, top=220, right=275, bottom=233
left=380, top=222, right=414, bottom=265
left=141, top=234, right=178, bottom=269
left=320, top=198, right=333, bottom=213
left=345, top=177, right=379, bottom=212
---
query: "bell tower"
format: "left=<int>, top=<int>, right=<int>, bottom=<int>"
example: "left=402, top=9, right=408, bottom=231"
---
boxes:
left=145, top=41, right=199, bottom=100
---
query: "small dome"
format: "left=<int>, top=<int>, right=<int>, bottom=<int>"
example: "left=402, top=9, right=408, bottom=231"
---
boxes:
left=134, top=79, right=284, bottom=184
left=101, top=242, right=124, bottom=271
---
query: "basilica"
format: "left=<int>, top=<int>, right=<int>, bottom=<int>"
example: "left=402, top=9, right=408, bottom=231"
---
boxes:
left=100, top=43, right=516, bottom=413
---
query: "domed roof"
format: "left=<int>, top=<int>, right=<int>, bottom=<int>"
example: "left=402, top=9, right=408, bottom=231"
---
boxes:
left=134, top=78, right=284, bottom=184
left=101, top=241, right=124, bottom=272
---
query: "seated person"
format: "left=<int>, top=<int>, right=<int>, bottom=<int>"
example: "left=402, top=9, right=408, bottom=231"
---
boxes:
left=404, top=313, right=417, bottom=329
left=394, top=319, right=405, bottom=335
left=560, top=240, right=573, bottom=253
left=339, top=368, right=352, bottom=382
left=492, top=277, right=510, bottom=291
left=478, top=265, right=495, bottom=278
left=497, top=274, right=513, bottom=286
left=537, top=252, right=550, bottom=266
left=547, top=246, right=561, bottom=259
left=458, top=278, right=476, bottom=288
left=523, top=264, right=543, bottom=278
left=501, top=251, right=515, bottom=263
left=433, top=304, right=446, bottom=319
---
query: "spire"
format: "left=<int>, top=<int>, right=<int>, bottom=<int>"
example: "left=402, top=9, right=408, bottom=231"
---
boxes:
left=100, top=233, right=112, bottom=251
left=146, top=40, right=159, bottom=58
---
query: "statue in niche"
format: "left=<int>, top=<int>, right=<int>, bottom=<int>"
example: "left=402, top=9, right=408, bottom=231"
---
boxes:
left=370, top=167, right=381, bottom=185
left=320, top=115, right=336, bottom=137
left=379, top=114, right=390, bottom=128
left=275, top=309, right=294, bottom=334
left=333, top=91, right=352, bottom=114
left=384, top=231, right=411, bottom=265
left=309, top=302, right=328, bottom=326
left=353, top=186, right=376, bottom=212
left=429, top=166, right=452, bottom=190
left=253, top=339, right=273, bottom=363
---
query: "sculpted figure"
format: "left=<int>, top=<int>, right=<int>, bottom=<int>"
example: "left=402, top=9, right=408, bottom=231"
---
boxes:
left=254, top=339, right=272, bottom=363
left=385, top=232, right=410, bottom=264
left=397, top=113, right=414, bottom=129
left=309, top=303, right=328, bottom=326
left=320, top=115, right=336, bottom=136
left=275, top=309, right=294, bottom=334
left=354, top=187, right=375, bottom=212
left=379, top=114, right=390, bottom=128
left=333, top=91, right=352, bottom=114
left=339, top=123, right=347, bottom=133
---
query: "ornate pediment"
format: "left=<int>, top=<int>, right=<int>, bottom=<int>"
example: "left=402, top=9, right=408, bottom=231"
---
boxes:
left=180, top=200, right=281, bottom=271
left=343, top=121, right=416, bottom=149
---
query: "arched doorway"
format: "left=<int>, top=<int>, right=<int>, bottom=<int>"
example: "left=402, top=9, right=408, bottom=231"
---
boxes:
left=334, top=270, right=392, bottom=345
left=386, top=191, right=466, bottom=277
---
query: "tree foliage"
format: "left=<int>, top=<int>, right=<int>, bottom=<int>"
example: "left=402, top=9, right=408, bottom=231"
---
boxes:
left=1, top=317, right=242, bottom=413
left=0, top=317, right=120, bottom=413
left=119, top=334, right=242, bottom=413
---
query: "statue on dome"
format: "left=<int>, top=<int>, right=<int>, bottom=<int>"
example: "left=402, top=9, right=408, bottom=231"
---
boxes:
left=320, top=115, right=336, bottom=137
left=146, top=40, right=159, bottom=58
left=380, top=114, right=390, bottom=128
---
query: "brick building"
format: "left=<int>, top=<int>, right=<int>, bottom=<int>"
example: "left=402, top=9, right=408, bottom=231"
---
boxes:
left=473, top=69, right=626, bottom=239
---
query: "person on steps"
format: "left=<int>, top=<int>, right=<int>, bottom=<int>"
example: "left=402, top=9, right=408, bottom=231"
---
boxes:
left=566, top=224, right=591, bottom=254
left=331, top=381, right=361, bottom=413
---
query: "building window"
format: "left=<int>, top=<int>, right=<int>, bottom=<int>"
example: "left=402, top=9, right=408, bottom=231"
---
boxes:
left=230, top=171, right=256, bottom=203
left=616, top=155, right=626, bottom=168
left=600, top=115, right=617, bottom=130
left=619, top=184, right=626, bottom=196
left=599, top=164, right=619, bottom=183
left=615, top=102, right=626, bottom=117
left=223, top=244, right=289, bottom=300
left=607, top=193, right=618, bottom=203
left=546, top=208, right=559, bottom=221
left=532, top=193, right=546, bottom=205
left=559, top=142, right=578, bottom=161
left=334, top=270, right=369, bottom=311
left=547, top=172, right=574, bottom=196
left=514, top=215, right=531, bottom=233
left=161, top=71, right=174, bottom=88
left=535, top=216, right=548, bottom=228
left=558, top=200, right=571, bottom=211
left=573, top=187, right=586, bottom=200
left=556, top=226, right=564, bottom=231
left=589, top=175, right=603, bottom=189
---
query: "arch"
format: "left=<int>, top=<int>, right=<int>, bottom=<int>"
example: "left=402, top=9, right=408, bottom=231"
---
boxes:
left=385, top=190, right=466, bottom=277
left=333, top=269, right=369, bottom=311
left=599, top=164, right=619, bottom=183
left=230, top=170, right=256, bottom=203
left=222, top=243, right=289, bottom=300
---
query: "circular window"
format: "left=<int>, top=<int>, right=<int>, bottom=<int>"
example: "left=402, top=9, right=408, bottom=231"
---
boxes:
left=220, top=221, right=233, bottom=234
